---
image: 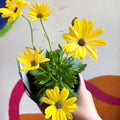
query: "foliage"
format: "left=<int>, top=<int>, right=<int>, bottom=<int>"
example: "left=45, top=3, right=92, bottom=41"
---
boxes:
left=30, top=44, right=86, bottom=103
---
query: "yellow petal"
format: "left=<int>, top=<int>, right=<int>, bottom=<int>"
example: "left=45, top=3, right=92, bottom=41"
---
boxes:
left=20, top=65, right=30, bottom=72
left=60, top=88, right=69, bottom=102
left=7, top=17, right=12, bottom=23
left=74, top=18, right=81, bottom=36
left=0, top=8, right=12, bottom=14
left=16, top=0, right=30, bottom=8
left=42, top=97, right=55, bottom=104
left=64, top=110, right=73, bottom=120
left=34, top=49, right=39, bottom=56
left=52, top=110, right=57, bottom=120
left=85, top=20, right=94, bottom=36
left=57, top=109, right=60, bottom=120
left=42, top=17, right=48, bottom=20
left=63, top=104, right=77, bottom=112
left=62, top=33, right=77, bottom=42
left=62, top=43, right=72, bottom=49
left=65, top=43, right=77, bottom=54
left=26, top=48, right=33, bottom=55
left=54, top=86, right=59, bottom=99
left=28, top=65, right=39, bottom=71
left=36, top=1, right=40, bottom=10
left=8, top=15, right=17, bottom=23
left=45, top=3, right=48, bottom=9
left=44, top=10, right=53, bottom=16
left=64, top=97, right=77, bottom=105
left=80, top=18, right=88, bottom=38
left=86, top=46, right=97, bottom=53
left=31, top=18, right=39, bottom=21
left=85, top=28, right=104, bottom=40
left=86, top=39, right=106, bottom=46
left=46, top=89, right=56, bottom=101
left=59, top=109, right=67, bottom=120
left=51, top=89, right=59, bottom=102
left=45, top=105, right=57, bottom=119
left=31, top=3, right=36, bottom=9
left=69, top=25, right=80, bottom=39
left=27, top=13, right=36, bottom=18
left=1, top=13, right=10, bottom=18
left=79, top=46, right=86, bottom=60
left=72, top=48, right=79, bottom=58
left=22, top=50, right=28, bottom=58
left=40, top=2, right=43, bottom=12
left=40, top=58, right=50, bottom=63
left=85, top=46, right=98, bottom=61
left=37, top=54, right=42, bottom=61
left=42, top=2, right=45, bottom=10
left=17, top=56, right=29, bottom=65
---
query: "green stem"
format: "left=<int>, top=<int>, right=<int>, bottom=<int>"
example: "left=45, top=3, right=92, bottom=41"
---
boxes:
left=40, top=19, right=52, bottom=52
left=22, top=15, right=36, bottom=50
left=51, top=76, right=58, bottom=81
left=39, top=66, right=46, bottom=72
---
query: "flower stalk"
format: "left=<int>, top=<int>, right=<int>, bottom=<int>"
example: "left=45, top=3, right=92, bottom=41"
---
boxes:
left=40, top=19, right=52, bottom=52
left=22, top=15, right=36, bottom=50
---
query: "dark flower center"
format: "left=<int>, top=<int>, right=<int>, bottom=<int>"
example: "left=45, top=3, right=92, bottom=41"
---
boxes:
left=14, top=7, right=18, bottom=13
left=31, top=60, right=37, bottom=66
left=37, top=13, right=43, bottom=18
left=78, top=38, right=86, bottom=46
left=55, top=102, right=62, bottom=109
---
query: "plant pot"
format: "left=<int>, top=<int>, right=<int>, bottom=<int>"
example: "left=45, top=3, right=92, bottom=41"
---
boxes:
left=27, top=72, right=81, bottom=113
left=17, top=60, right=81, bottom=114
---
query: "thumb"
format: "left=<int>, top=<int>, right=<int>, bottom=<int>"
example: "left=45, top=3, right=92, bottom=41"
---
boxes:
left=78, top=73, right=86, bottom=90
left=77, top=74, right=87, bottom=99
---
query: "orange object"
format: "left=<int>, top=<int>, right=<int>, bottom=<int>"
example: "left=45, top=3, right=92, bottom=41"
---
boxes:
left=10, top=75, right=120, bottom=120
left=20, top=113, right=51, bottom=120
left=88, top=75, right=120, bottom=120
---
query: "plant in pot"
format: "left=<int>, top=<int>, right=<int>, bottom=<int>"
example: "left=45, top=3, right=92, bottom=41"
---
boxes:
left=0, top=0, right=106, bottom=119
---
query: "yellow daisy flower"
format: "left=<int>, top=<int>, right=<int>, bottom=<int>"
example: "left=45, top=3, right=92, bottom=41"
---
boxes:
left=42, top=86, right=77, bottom=120
left=27, top=2, right=52, bottom=21
left=0, top=0, right=30, bottom=23
left=17, top=48, right=50, bottom=72
left=62, top=18, right=107, bottom=61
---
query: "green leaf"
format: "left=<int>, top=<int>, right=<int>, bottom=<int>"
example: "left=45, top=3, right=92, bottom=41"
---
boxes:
left=39, top=76, right=51, bottom=85
left=39, top=47, right=44, bottom=53
left=61, top=81, right=77, bottom=97
left=71, top=58, right=82, bottom=69
left=59, top=30, right=64, bottom=32
left=26, top=47, right=34, bottom=50
left=58, top=44, right=62, bottom=50
left=79, top=64, right=87, bottom=73
left=30, top=69, right=43, bottom=76
left=46, top=81, right=53, bottom=86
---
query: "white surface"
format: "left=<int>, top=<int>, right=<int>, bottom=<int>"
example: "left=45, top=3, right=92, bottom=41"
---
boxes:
left=0, top=0, right=120, bottom=119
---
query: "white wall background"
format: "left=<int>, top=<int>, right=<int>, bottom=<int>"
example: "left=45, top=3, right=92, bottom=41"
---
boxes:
left=0, top=0, right=120, bottom=119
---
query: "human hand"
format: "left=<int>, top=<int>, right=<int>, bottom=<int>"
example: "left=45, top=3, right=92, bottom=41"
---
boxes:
left=72, top=74, right=102, bottom=120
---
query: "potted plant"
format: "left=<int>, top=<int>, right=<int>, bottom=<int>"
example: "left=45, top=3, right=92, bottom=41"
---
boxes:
left=0, top=0, right=106, bottom=119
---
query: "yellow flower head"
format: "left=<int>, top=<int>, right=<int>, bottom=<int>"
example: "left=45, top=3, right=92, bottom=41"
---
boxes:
left=17, top=48, right=50, bottom=72
left=42, top=86, right=77, bottom=120
left=0, top=0, right=30, bottom=23
left=62, top=18, right=107, bottom=61
left=27, top=2, right=52, bottom=21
